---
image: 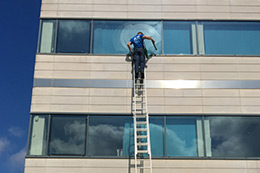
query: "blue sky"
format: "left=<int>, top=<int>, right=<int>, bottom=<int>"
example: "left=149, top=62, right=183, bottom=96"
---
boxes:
left=0, top=0, right=41, bottom=172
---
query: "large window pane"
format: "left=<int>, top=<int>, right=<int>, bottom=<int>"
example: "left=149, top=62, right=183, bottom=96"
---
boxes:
left=205, top=116, right=260, bottom=158
left=88, top=116, right=133, bottom=156
left=163, top=21, right=196, bottom=55
left=57, top=20, right=90, bottom=53
left=150, top=116, right=164, bottom=156
left=39, top=20, right=56, bottom=53
left=166, top=117, right=202, bottom=157
left=49, top=116, right=86, bottom=155
left=93, top=20, right=162, bottom=54
left=28, top=115, right=49, bottom=156
left=202, top=21, right=260, bottom=55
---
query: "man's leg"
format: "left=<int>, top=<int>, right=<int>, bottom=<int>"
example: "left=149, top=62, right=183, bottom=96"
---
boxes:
left=139, top=49, right=145, bottom=80
left=133, top=51, right=139, bottom=79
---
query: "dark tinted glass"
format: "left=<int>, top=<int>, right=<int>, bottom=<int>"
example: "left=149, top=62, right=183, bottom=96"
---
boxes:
left=203, top=21, right=260, bottom=55
left=163, top=21, right=195, bottom=54
left=206, top=116, right=260, bottom=157
left=57, top=20, right=90, bottom=53
left=88, top=116, right=133, bottom=156
left=49, top=116, right=86, bottom=155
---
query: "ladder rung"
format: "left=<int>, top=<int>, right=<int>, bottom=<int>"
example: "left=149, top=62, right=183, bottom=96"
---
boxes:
left=136, top=128, right=147, bottom=131
left=136, top=101, right=145, bottom=103
left=136, top=121, right=147, bottom=125
left=136, top=108, right=146, bottom=111
left=135, top=115, right=146, bottom=117
left=137, top=135, right=147, bottom=139
left=137, top=150, right=148, bottom=153
left=137, top=143, right=148, bottom=146
left=136, top=95, right=145, bottom=98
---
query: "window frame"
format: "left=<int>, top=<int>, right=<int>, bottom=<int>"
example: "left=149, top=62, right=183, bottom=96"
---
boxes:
left=26, top=114, right=260, bottom=159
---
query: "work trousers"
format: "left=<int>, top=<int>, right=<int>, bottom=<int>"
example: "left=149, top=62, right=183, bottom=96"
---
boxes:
left=133, top=47, right=145, bottom=78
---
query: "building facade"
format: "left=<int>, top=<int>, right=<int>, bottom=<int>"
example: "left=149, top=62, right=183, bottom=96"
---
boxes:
left=26, top=0, right=260, bottom=172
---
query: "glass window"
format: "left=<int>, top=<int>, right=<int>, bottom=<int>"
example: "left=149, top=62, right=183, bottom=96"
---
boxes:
left=49, top=116, right=86, bottom=155
left=163, top=21, right=196, bottom=55
left=28, top=115, right=49, bottom=156
left=150, top=116, right=165, bottom=156
left=205, top=116, right=260, bottom=158
left=166, top=117, right=203, bottom=157
left=202, top=21, right=260, bottom=55
left=57, top=20, right=90, bottom=53
left=88, top=116, right=133, bottom=156
left=93, top=20, right=162, bottom=54
left=39, top=20, right=56, bottom=53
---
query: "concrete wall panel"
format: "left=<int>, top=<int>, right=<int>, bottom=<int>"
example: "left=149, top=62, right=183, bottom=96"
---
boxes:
left=40, top=0, right=260, bottom=20
left=25, top=158, right=260, bottom=173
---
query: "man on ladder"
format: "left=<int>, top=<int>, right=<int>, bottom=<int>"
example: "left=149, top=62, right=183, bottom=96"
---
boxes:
left=127, top=32, right=156, bottom=173
left=127, top=32, right=156, bottom=83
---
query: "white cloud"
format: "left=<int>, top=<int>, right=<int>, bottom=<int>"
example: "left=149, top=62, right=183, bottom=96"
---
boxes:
left=8, top=126, right=24, bottom=137
left=0, top=138, right=10, bottom=155
left=8, top=148, right=26, bottom=172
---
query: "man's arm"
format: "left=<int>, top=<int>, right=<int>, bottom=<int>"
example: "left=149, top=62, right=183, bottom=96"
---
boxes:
left=143, top=35, right=157, bottom=50
left=127, top=41, right=134, bottom=55
left=142, top=35, right=155, bottom=44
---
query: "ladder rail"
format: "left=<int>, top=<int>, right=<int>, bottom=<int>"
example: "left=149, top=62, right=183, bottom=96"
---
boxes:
left=132, top=62, right=152, bottom=173
left=144, top=69, right=152, bottom=173
left=133, top=65, right=138, bottom=173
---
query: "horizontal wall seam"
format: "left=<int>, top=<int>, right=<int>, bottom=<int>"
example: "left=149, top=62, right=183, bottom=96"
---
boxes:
left=41, top=9, right=260, bottom=14
left=41, top=3, right=260, bottom=7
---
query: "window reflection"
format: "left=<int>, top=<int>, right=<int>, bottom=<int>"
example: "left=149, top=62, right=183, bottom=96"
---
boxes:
left=88, top=116, right=133, bottom=156
left=150, top=117, right=164, bottom=156
left=205, top=117, right=260, bottom=157
left=49, top=116, right=86, bottom=155
left=163, top=21, right=196, bottom=54
left=202, top=22, right=260, bottom=55
left=93, top=20, right=162, bottom=54
left=57, top=20, right=90, bottom=53
left=166, top=117, right=202, bottom=157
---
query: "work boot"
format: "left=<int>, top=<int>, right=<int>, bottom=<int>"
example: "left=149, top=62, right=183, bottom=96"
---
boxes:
left=141, top=72, right=144, bottom=79
left=135, top=72, right=139, bottom=79
left=140, top=72, right=144, bottom=84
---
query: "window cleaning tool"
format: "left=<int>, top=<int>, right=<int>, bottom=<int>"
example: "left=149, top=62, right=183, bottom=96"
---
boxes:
left=152, top=42, right=157, bottom=50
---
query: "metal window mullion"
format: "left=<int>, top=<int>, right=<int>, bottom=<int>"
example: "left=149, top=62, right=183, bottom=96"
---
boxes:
left=90, top=20, right=94, bottom=54
left=164, top=115, right=167, bottom=157
left=195, top=21, right=200, bottom=55
left=201, top=115, right=207, bottom=157
left=161, top=20, right=164, bottom=55
left=26, top=115, right=34, bottom=156
left=37, top=20, right=43, bottom=53
left=85, top=115, right=89, bottom=156
left=46, top=114, right=52, bottom=156
left=54, top=19, right=59, bottom=53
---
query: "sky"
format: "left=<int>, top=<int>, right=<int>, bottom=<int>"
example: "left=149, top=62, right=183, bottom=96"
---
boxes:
left=0, top=0, right=41, bottom=172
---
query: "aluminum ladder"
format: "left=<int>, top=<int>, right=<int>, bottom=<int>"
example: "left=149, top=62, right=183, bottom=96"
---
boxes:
left=132, top=66, right=152, bottom=173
